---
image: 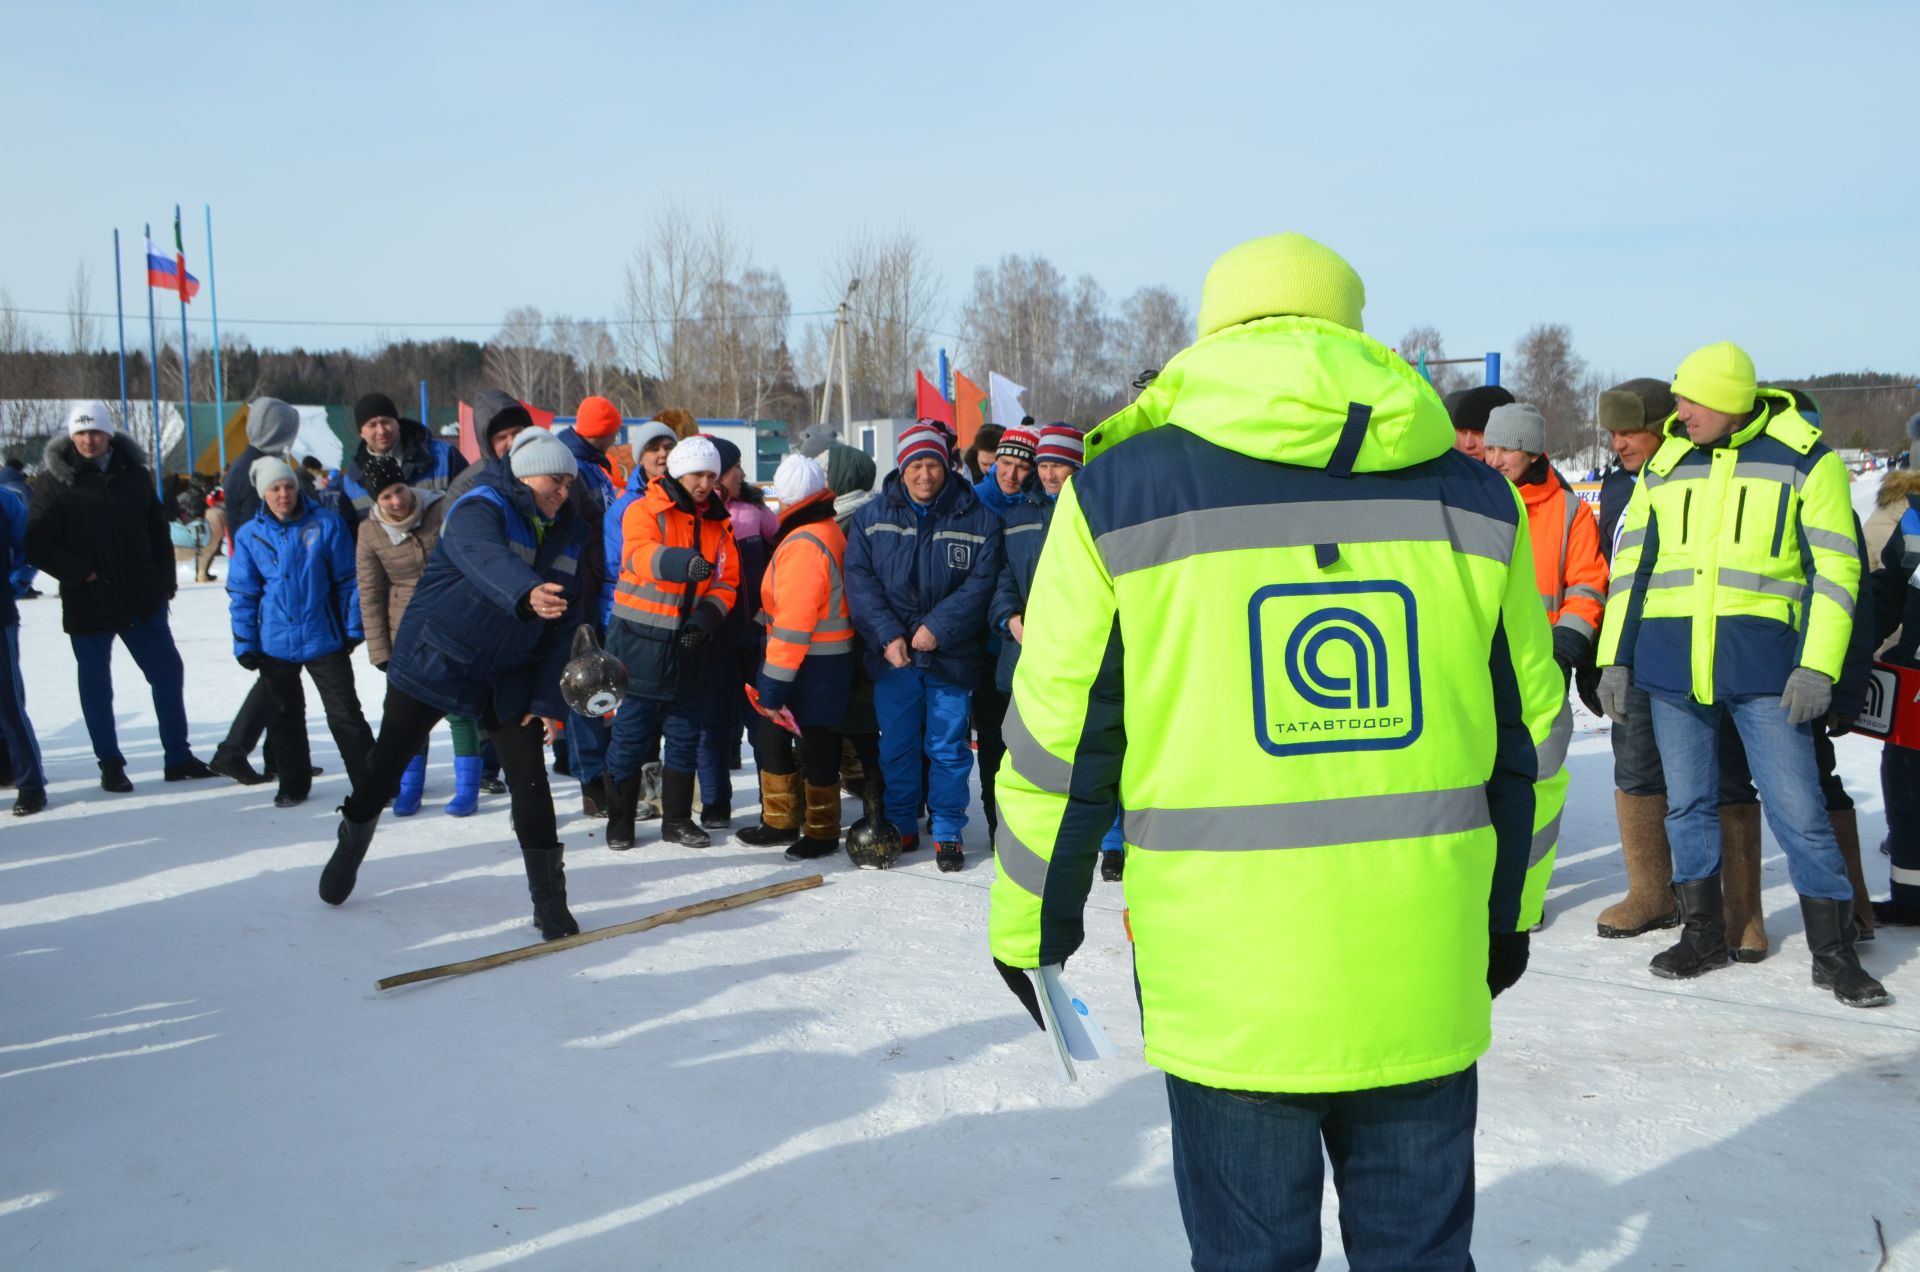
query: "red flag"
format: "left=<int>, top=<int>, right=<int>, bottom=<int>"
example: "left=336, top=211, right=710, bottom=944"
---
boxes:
left=456, top=397, right=555, bottom=463
left=954, top=373, right=987, bottom=449
left=915, top=371, right=953, bottom=428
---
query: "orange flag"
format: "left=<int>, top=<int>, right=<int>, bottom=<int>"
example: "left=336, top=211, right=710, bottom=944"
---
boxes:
left=954, top=373, right=987, bottom=449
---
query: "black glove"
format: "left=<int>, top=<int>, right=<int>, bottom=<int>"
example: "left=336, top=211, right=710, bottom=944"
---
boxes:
left=1573, top=664, right=1604, bottom=718
left=346, top=638, right=364, bottom=654
left=994, top=958, right=1045, bottom=1031
left=1487, top=931, right=1530, bottom=999
left=679, top=623, right=710, bottom=650
left=685, top=555, right=713, bottom=583
left=1553, top=655, right=1573, bottom=690
left=372, top=658, right=388, bottom=673
left=236, top=651, right=264, bottom=672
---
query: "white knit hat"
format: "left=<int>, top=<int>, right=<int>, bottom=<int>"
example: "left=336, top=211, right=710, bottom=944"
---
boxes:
left=772, top=453, right=826, bottom=506
left=507, top=428, right=576, bottom=480
left=67, top=400, right=116, bottom=438
left=667, top=435, right=721, bottom=479
left=250, top=456, right=297, bottom=493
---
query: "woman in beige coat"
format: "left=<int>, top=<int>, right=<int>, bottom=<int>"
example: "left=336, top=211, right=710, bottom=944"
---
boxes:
left=354, top=455, right=480, bottom=815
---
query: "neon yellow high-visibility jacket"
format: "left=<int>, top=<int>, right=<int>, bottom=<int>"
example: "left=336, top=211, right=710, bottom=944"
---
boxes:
left=988, top=316, right=1569, bottom=1094
left=1595, top=389, right=1860, bottom=704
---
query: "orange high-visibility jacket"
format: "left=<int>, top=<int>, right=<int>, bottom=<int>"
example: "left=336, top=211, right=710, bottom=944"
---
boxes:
left=760, top=493, right=854, bottom=681
left=1521, top=468, right=1608, bottom=649
left=611, top=478, right=739, bottom=634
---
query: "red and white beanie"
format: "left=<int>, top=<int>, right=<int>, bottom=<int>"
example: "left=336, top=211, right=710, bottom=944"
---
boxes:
left=995, top=427, right=1039, bottom=462
left=1035, top=424, right=1085, bottom=469
left=895, top=423, right=951, bottom=470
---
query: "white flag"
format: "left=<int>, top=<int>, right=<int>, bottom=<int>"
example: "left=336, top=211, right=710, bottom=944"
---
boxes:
left=989, top=372, right=1027, bottom=429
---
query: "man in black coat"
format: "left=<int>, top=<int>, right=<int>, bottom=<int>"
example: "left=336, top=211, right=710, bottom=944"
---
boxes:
left=24, top=401, right=213, bottom=791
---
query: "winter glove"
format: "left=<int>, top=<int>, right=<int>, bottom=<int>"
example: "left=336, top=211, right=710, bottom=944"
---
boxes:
left=1780, top=667, right=1833, bottom=726
left=1597, top=666, right=1633, bottom=722
left=372, top=658, right=389, bottom=673
left=685, top=554, right=713, bottom=583
left=994, top=958, right=1045, bottom=1031
left=1573, top=664, right=1605, bottom=719
left=678, top=623, right=710, bottom=650
left=1823, top=711, right=1856, bottom=739
left=1487, top=931, right=1530, bottom=999
left=1550, top=627, right=1588, bottom=690
left=236, top=651, right=265, bottom=672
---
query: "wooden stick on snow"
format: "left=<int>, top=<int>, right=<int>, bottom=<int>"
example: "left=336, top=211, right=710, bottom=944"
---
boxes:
left=376, top=874, right=825, bottom=991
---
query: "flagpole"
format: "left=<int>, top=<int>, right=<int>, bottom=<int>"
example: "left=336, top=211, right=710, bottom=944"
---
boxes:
left=175, top=205, right=194, bottom=479
left=205, top=204, right=226, bottom=470
left=112, top=229, right=129, bottom=426
left=145, top=224, right=162, bottom=498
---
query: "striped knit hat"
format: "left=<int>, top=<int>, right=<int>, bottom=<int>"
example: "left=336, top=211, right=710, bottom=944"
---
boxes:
left=895, top=423, right=950, bottom=470
left=1035, top=424, right=1085, bottom=470
left=996, top=427, right=1038, bottom=462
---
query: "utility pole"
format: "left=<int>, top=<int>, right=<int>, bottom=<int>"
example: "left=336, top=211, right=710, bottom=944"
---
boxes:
left=817, top=277, right=860, bottom=439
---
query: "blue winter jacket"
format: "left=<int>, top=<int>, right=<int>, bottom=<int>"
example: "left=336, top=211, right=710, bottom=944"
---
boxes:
left=337, top=421, right=466, bottom=525
left=844, top=470, right=1004, bottom=685
left=387, top=466, right=590, bottom=724
left=600, top=466, right=651, bottom=627
left=988, top=488, right=1057, bottom=694
left=559, top=428, right=618, bottom=527
left=0, top=467, right=34, bottom=602
left=0, top=482, right=27, bottom=627
left=227, top=496, right=362, bottom=663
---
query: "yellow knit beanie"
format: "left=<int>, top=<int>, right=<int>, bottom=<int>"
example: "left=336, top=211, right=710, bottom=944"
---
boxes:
left=1671, top=341, right=1757, bottom=415
left=1196, top=233, right=1366, bottom=337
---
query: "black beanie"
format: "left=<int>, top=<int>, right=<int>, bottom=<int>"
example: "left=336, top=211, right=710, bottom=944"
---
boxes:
left=359, top=453, right=407, bottom=497
left=354, top=392, right=400, bottom=428
left=1448, top=384, right=1516, bottom=433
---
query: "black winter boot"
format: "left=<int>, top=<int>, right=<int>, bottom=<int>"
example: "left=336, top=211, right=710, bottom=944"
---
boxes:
left=99, top=760, right=133, bottom=793
left=1800, top=895, right=1891, bottom=1008
left=659, top=769, right=710, bottom=848
left=1649, top=875, right=1732, bottom=980
left=935, top=841, right=964, bottom=873
left=604, top=772, right=642, bottom=851
left=320, top=810, right=381, bottom=905
left=522, top=846, right=580, bottom=940
left=1100, top=850, right=1125, bottom=883
left=581, top=776, right=607, bottom=820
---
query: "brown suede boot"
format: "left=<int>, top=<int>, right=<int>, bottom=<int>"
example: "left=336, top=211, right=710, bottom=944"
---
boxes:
left=1830, top=806, right=1875, bottom=940
left=786, top=783, right=843, bottom=861
left=1720, top=803, right=1768, bottom=962
left=1597, top=791, right=1680, bottom=938
left=738, top=771, right=803, bottom=846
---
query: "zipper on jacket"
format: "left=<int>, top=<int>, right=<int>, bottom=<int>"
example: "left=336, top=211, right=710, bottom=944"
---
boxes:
left=1733, top=488, right=1747, bottom=543
left=1769, top=486, right=1790, bottom=556
left=1680, top=489, right=1692, bottom=544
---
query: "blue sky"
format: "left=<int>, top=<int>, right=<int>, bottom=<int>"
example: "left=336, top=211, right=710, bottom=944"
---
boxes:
left=5, top=0, right=1915, bottom=389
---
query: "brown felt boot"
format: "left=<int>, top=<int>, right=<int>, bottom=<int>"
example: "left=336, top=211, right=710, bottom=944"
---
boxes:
left=1597, top=791, right=1680, bottom=938
left=1720, top=803, right=1768, bottom=963
left=786, top=783, right=843, bottom=861
left=738, top=770, right=803, bottom=846
left=1830, top=806, right=1875, bottom=941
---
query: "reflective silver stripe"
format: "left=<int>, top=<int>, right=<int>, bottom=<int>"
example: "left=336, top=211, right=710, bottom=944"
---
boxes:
left=615, top=580, right=683, bottom=608
left=762, top=662, right=800, bottom=683
left=815, top=618, right=855, bottom=634
left=1803, top=526, right=1855, bottom=555
left=1615, top=527, right=1647, bottom=555
left=550, top=554, right=579, bottom=576
left=1123, top=785, right=1490, bottom=852
left=1554, top=611, right=1597, bottom=638
left=1718, top=568, right=1803, bottom=600
left=767, top=625, right=813, bottom=645
left=996, top=827, right=1051, bottom=897
left=507, top=541, right=536, bottom=564
left=867, top=523, right=916, bottom=536
left=1607, top=575, right=1636, bottom=599
left=1096, top=501, right=1516, bottom=577
left=610, top=605, right=678, bottom=629
left=1537, top=701, right=1573, bottom=776
left=1733, top=461, right=1804, bottom=491
left=1809, top=575, right=1856, bottom=617
left=1002, top=698, right=1074, bottom=796
left=1530, top=812, right=1562, bottom=867
left=1005, top=523, right=1044, bottom=537
left=1648, top=569, right=1694, bottom=591
left=808, top=644, right=852, bottom=657
left=1564, top=584, right=1606, bottom=604
left=1538, top=592, right=1560, bottom=610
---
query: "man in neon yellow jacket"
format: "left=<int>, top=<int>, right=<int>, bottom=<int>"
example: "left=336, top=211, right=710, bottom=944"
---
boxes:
left=987, top=233, right=1567, bottom=1270
left=1595, top=341, right=1888, bottom=1008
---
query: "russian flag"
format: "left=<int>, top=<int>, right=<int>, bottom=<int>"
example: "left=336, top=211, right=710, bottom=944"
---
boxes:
left=146, top=234, right=200, bottom=302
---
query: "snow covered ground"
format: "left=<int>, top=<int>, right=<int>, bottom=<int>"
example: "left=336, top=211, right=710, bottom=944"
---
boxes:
left=3, top=477, right=1916, bottom=1271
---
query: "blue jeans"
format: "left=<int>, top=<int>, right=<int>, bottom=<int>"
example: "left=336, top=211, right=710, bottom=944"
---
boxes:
left=873, top=665, right=973, bottom=841
left=1648, top=692, right=1852, bottom=900
left=69, top=608, right=193, bottom=767
left=567, top=708, right=610, bottom=785
left=1166, top=1067, right=1477, bottom=1272
left=606, top=694, right=696, bottom=782
left=0, top=624, right=46, bottom=792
